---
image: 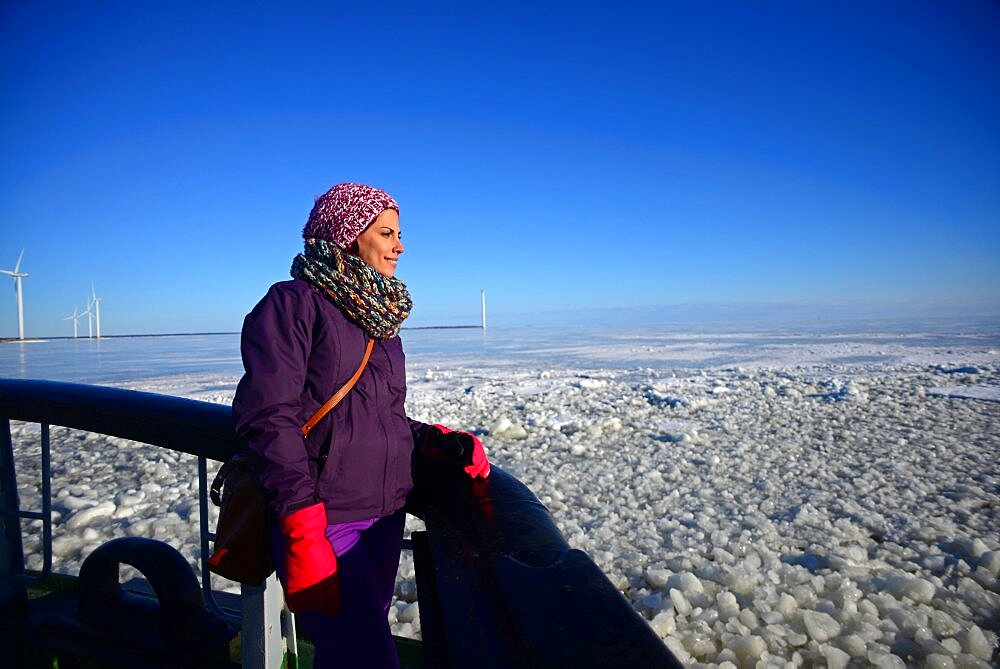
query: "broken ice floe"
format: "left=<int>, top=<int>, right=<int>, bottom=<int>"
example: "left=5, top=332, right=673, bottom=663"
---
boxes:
left=8, top=332, right=1000, bottom=665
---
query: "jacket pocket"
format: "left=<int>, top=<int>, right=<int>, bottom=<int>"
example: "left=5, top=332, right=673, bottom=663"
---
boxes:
left=314, top=399, right=380, bottom=512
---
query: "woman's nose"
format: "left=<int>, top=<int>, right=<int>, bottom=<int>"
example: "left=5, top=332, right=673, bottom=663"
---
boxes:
left=395, top=239, right=405, bottom=254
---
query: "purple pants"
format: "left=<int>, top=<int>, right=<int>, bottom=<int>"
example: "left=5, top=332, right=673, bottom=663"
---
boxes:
left=273, top=509, right=407, bottom=668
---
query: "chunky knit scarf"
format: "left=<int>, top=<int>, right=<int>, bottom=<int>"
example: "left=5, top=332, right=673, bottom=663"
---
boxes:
left=291, top=238, right=412, bottom=340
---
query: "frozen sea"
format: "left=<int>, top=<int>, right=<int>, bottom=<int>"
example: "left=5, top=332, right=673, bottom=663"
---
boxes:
left=3, top=319, right=999, bottom=667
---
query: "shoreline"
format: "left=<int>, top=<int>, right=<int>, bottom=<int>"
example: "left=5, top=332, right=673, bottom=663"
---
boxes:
left=1, top=326, right=485, bottom=343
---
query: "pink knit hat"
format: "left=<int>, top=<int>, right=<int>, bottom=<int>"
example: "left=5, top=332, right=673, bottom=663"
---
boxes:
left=302, top=182, right=399, bottom=248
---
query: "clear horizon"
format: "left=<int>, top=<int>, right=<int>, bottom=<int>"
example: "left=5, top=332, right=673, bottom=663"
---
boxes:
left=2, top=308, right=998, bottom=342
left=2, top=2, right=998, bottom=337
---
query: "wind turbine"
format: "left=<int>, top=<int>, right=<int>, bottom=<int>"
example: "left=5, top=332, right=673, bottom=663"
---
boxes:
left=64, top=307, right=82, bottom=338
left=83, top=299, right=93, bottom=338
left=91, top=284, right=102, bottom=339
left=0, top=249, right=28, bottom=340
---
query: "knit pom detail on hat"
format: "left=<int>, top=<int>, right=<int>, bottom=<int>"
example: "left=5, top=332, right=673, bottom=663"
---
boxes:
left=302, top=182, right=399, bottom=249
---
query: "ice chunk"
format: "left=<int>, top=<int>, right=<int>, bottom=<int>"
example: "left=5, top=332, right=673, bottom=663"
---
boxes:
left=958, top=625, right=993, bottom=660
left=116, top=491, right=144, bottom=507
left=638, top=592, right=665, bottom=613
left=820, top=644, right=850, bottom=669
left=678, top=571, right=704, bottom=595
left=489, top=416, right=528, bottom=439
left=490, top=417, right=512, bottom=434
left=940, top=638, right=962, bottom=655
left=713, top=547, right=735, bottom=564
left=66, top=501, right=116, bottom=530
left=760, top=610, right=783, bottom=625
left=887, top=576, right=937, bottom=604
left=397, top=601, right=419, bottom=624
left=858, top=598, right=879, bottom=617
left=51, top=535, right=85, bottom=558
left=802, top=610, right=841, bottom=643
left=867, top=648, right=905, bottom=668
left=729, top=635, right=766, bottom=664
left=840, top=543, right=867, bottom=564
left=607, top=571, right=629, bottom=591
left=715, top=591, right=739, bottom=619
left=669, top=588, right=692, bottom=616
left=968, top=538, right=988, bottom=558
left=723, top=568, right=757, bottom=595
left=902, top=576, right=936, bottom=603
left=888, top=607, right=929, bottom=637
left=973, top=565, right=995, bottom=588
left=979, top=550, right=1000, bottom=577
left=663, top=636, right=691, bottom=664
left=650, top=611, right=675, bottom=637
left=682, top=622, right=716, bottom=657
left=774, top=592, right=797, bottom=619
left=60, top=495, right=95, bottom=511
left=395, top=580, right=417, bottom=602
left=645, top=567, right=670, bottom=589
left=737, top=608, right=758, bottom=630
left=787, top=632, right=808, bottom=647
left=923, top=554, right=947, bottom=572
left=506, top=425, right=528, bottom=439
left=924, top=655, right=955, bottom=669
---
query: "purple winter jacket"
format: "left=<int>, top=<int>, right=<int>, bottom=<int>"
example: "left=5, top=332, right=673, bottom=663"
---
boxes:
left=232, top=279, right=432, bottom=523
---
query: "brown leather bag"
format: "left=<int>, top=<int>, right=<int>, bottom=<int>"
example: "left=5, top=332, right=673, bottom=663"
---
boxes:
left=207, top=339, right=374, bottom=585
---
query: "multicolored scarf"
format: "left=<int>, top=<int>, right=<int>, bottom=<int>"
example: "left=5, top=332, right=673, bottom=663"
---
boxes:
left=291, top=238, right=412, bottom=340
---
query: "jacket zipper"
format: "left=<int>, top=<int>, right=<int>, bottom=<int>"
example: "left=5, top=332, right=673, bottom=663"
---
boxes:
left=375, top=340, right=391, bottom=516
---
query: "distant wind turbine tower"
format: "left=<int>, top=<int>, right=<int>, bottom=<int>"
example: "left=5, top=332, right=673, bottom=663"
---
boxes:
left=83, top=299, right=93, bottom=338
left=0, top=249, right=29, bottom=340
left=482, top=289, right=487, bottom=330
left=91, top=284, right=102, bottom=338
left=64, top=307, right=82, bottom=338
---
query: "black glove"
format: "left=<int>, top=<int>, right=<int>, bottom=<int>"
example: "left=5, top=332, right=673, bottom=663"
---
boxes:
left=419, top=424, right=491, bottom=478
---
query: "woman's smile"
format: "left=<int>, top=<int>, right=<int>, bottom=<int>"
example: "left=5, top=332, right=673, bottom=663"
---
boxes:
left=355, top=209, right=404, bottom=277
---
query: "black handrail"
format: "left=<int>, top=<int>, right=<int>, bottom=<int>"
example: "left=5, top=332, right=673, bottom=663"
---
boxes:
left=0, top=378, right=240, bottom=462
left=0, top=378, right=680, bottom=668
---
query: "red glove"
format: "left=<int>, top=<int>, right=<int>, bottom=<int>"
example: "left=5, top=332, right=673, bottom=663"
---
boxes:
left=425, top=424, right=491, bottom=479
left=279, top=502, right=340, bottom=615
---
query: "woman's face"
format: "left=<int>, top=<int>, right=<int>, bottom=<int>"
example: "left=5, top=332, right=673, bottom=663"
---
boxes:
left=354, top=208, right=404, bottom=277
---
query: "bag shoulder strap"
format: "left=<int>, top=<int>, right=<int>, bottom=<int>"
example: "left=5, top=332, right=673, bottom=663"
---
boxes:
left=301, top=338, right=375, bottom=437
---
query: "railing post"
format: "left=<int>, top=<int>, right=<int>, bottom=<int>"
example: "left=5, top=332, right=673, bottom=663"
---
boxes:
left=0, top=417, right=26, bottom=611
left=241, top=573, right=285, bottom=668
left=39, top=423, right=52, bottom=577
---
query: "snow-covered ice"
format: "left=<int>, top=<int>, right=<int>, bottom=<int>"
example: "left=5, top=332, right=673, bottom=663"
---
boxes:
left=5, top=324, right=999, bottom=667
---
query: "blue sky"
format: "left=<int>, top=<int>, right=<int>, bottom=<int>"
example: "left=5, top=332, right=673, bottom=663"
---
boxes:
left=1, top=2, right=998, bottom=336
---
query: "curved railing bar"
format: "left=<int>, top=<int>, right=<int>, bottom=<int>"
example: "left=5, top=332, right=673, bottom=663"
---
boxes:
left=0, top=378, right=241, bottom=461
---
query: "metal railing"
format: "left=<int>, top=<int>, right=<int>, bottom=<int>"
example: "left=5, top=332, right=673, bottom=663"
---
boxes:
left=0, top=378, right=284, bottom=666
left=1, top=377, right=681, bottom=669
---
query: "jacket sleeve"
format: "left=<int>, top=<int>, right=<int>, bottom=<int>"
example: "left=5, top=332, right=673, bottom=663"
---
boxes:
left=232, top=284, right=319, bottom=518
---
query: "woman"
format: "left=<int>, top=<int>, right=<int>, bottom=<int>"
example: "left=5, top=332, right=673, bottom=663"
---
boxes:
left=232, top=182, right=489, bottom=668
